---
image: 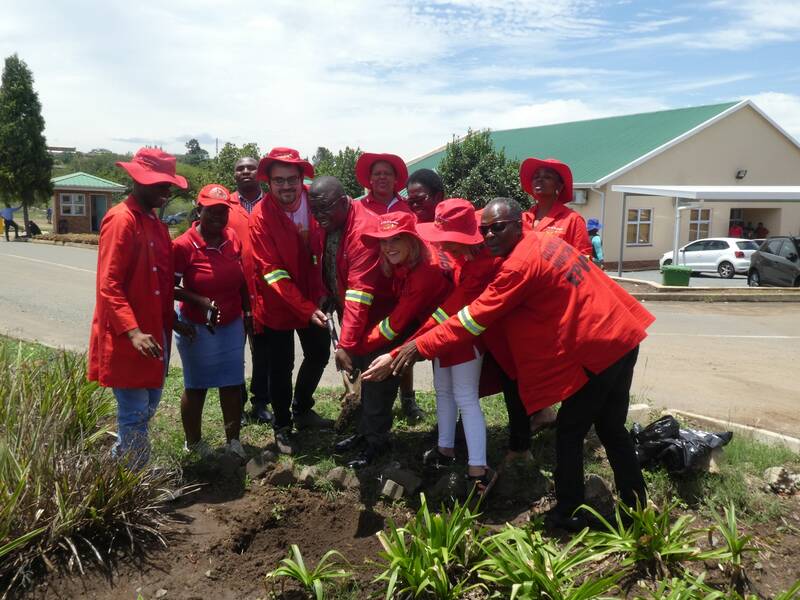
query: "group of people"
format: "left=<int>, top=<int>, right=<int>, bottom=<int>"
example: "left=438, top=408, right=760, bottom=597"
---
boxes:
left=1, top=204, right=43, bottom=240
left=729, top=220, right=769, bottom=239
left=88, top=144, right=653, bottom=530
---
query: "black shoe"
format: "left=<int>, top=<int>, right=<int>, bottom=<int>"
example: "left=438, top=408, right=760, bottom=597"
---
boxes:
left=334, top=433, right=365, bottom=454
left=543, top=507, right=588, bottom=533
left=401, top=393, right=425, bottom=424
left=274, top=427, right=296, bottom=455
left=422, top=447, right=457, bottom=470
left=293, top=408, right=334, bottom=430
left=248, top=405, right=274, bottom=425
left=346, top=443, right=385, bottom=470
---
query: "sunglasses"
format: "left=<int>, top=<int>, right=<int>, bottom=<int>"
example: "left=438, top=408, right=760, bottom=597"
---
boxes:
left=479, top=220, right=519, bottom=236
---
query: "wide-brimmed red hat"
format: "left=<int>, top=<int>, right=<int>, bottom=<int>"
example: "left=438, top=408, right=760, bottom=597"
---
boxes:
left=519, top=157, right=573, bottom=204
left=416, top=198, right=482, bottom=245
left=116, top=148, right=188, bottom=189
left=355, top=152, right=408, bottom=192
left=361, top=211, right=422, bottom=246
left=256, top=147, right=314, bottom=182
left=196, top=183, right=231, bottom=208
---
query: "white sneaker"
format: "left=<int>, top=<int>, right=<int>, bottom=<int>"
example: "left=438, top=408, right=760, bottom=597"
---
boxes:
left=184, top=439, right=214, bottom=459
left=225, top=439, right=247, bottom=460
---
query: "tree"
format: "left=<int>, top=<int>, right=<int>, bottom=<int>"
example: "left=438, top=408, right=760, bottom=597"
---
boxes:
left=437, top=129, right=529, bottom=209
left=183, top=138, right=210, bottom=165
left=207, top=141, right=261, bottom=190
left=0, top=54, right=53, bottom=235
left=313, top=146, right=363, bottom=198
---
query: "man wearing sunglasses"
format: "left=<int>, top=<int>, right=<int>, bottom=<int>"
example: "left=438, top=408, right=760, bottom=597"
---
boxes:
left=249, top=148, right=333, bottom=455
left=392, top=197, right=655, bottom=532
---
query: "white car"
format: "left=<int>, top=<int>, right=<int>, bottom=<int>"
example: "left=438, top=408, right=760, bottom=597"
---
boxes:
left=659, top=237, right=760, bottom=278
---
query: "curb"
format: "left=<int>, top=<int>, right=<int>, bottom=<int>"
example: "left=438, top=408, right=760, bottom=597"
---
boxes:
left=28, top=239, right=98, bottom=250
left=612, top=276, right=800, bottom=303
left=664, top=408, right=800, bottom=454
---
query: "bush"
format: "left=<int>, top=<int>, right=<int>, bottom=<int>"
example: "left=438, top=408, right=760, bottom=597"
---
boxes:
left=0, top=341, right=172, bottom=595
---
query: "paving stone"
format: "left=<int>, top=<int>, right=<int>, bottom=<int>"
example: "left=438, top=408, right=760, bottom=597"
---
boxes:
left=381, top=479, right=405, bottom=500
left=326, top=466, right=360, bottom=490
left=380, top=465, right=422, bottom=495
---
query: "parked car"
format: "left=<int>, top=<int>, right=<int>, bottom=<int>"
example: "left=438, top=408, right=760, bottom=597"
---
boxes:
left=747, top=236, right=800, bottom=287
left=162, top=211, right=187, bottom=226
left=659, top=238, right=759, bottom=279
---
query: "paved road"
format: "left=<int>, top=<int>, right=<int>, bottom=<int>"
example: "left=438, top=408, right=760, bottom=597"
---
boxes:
left=621, top=269, right=750, bottom=287
left=2, top=240, right=799, bottom=435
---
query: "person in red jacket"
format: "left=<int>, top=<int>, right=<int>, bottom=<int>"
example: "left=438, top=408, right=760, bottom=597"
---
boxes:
left=308, top=176, right=399, bottom=466
left=250, top=148, right=332, bottom=454
left=226, top=155, right=273, bottom=425
left=88, top=148, right=189, bottom=469
left=364, top=199, right=501, bottom=494
left=392, top=197, right=654, bottom=531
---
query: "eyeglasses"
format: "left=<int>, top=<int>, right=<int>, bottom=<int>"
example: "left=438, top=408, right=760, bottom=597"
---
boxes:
left=406, top=192, right=430, bottom=205
left=479, top=220, right=519, bottom=236
left=270, top=176, right=300, bottom=187
left=310, top=196, right=345, bottom=216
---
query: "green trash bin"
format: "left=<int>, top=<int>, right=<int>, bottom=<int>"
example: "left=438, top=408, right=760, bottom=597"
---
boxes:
left=661, top=264, right=691, bottom=286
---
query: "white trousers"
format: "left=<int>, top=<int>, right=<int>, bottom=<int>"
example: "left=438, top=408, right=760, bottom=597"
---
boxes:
left=433, top=353, right=487, bottom=467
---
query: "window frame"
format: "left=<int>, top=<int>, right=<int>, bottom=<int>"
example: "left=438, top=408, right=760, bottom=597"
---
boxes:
left=625, top=207, right=654, bottom=247
left=688, top=208, right=712, bottom=242
left=60, top=193, right=86, bottom=216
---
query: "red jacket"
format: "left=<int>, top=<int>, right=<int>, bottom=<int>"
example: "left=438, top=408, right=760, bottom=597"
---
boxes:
left=227, top=191, right=259, bottom=308
left=359, top=193, right=413, bottom=216
left=88, top=196, right=174, bottom=389
left=523, top=203, right=592, bottom=256
left=311, top=201, right=395, bottom=355
left=415, top=231, right=654, bottom=414
left=362, top=257, right=451, bottom=354
left=250, top=189, right=325, bottom=331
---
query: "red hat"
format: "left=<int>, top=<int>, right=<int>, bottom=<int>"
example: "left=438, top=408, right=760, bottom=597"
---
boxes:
left=116, top=148, right=188, bottom=189
left=416, top=198, right=482, bottom=245
left=361, top=211, right=422, bottom=245
left=196, top=183, right=231, bottom=208
left=355, top=152, right=408, bottom=192
left=256, top=147, right=314, bottom=182
left=519, top=157, right=573, bottom=204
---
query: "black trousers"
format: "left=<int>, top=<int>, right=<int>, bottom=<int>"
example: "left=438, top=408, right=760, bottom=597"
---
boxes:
left=353, top=351, right=401, bottom=448
left=254, top=324, right=330, bottom=429
left=499, top=365, right=531, bottom=452
left=554, top=346, right=646, bottom=514
left=4, top=219, right=19, bottom=241
left=248, top=333, right=270, bottom=409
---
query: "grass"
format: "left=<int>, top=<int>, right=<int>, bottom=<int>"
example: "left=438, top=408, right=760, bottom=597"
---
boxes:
left=0, top=337, right=173, bottom=598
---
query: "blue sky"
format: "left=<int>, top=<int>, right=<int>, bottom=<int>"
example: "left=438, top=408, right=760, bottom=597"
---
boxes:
left=1, top=0, right=799, bottom=160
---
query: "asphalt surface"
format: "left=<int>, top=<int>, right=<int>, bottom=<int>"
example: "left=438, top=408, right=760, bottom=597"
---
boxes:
left=621, top=269, right=750, bottom=287
left=2, top=239, right=799, bottom=436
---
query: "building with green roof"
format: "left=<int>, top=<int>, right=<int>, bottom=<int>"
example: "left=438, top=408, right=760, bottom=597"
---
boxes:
left=50, top=172, right=127, bottom=234
left=408, top=100, right=800, bottom=267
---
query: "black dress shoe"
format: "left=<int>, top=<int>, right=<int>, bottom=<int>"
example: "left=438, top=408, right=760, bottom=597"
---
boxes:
left=346, top=443, right=384, bottom=470
left=248, top=405, right=274, bottom=425
left=334, top=434, right=365, bottom=454
left=543, top=507, right=588, bottom=533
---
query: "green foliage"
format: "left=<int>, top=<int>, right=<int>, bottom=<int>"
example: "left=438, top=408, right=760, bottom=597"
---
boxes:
left=706, top=503, right=754, bottom=594
left=313, top=146, right=363, bottom=198
left=209, top=141, right=262, bottom=190
left=182, top=138, right=210, bottom=165
left=265, top=544, right=351, bottom=599
left=584, top=500, right=706, bottom=578
left=476, top=525, right=619, bottom=599
left=0, top=340, right=172, bottom=595
left=633, top=573, right=725, bottom=599
left=437, top=129, right=529, bottom=209
left=376, top=492, right=484, bottom=599
left=0, top=54, right=53, bottom=230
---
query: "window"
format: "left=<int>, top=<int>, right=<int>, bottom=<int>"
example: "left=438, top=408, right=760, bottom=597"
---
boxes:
left=765, top=239, right=783, bottom=255
left=60, top=193, right=85, bottom=216
left=689, top=209, right=711, bottom=241
left=625, top=208, right=652, bottom=246
left=779, top=240, right=799, bottom=261
left=683, top=240, right=707, bottom=252
left=736, top=240, right=759, bottom=251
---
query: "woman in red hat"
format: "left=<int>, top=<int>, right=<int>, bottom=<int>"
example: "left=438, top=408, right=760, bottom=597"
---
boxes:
left=355, top=152, right=413, bottom=216
left=172, top=184, right=252, bottom=461
left=518, top=157, right=593, bottom=437
left=364, top=199, right=501, bottom=495
left=343, top=211, right=451, bottom=469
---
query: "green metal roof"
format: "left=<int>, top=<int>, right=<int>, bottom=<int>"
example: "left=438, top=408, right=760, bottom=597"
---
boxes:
left=50, top=171, right=127, bottom=191
left=408, top=101, right=740, bottom=184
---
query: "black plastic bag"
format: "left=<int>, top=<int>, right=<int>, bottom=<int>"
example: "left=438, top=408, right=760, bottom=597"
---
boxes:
left=630, top=415, right=733, bottom=475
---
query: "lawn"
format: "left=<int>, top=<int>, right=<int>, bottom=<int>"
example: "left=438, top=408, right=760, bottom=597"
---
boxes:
left=2, top=336, right=800, bottom=599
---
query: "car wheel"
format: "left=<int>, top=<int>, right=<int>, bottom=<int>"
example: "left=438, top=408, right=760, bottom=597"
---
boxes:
left=748, top=270, right=760, bottom=287
left=718, top=261, right=735, bottom=279
left=662, top=259, right=672, bottom=267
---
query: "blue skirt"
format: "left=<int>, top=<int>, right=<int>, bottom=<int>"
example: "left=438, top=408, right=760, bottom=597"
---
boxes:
left=175, top=316, right=245, bottom=389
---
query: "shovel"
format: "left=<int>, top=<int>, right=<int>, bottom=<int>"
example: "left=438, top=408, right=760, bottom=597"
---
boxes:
left=326, top=312, right=362, bottom=432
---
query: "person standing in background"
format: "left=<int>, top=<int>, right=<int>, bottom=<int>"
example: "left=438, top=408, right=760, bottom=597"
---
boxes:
left=587, top=218, right=604, bottom=268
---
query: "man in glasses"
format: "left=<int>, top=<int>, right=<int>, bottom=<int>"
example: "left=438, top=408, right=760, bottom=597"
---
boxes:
left=249, top=148, right=333, bottom=455
left=309, top=176, right=398, bottom=468
left=392, top=197, right=654, bottom=531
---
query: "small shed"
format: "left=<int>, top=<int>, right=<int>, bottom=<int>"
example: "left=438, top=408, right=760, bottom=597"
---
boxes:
left=50, top=172, right=127, bottom=234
